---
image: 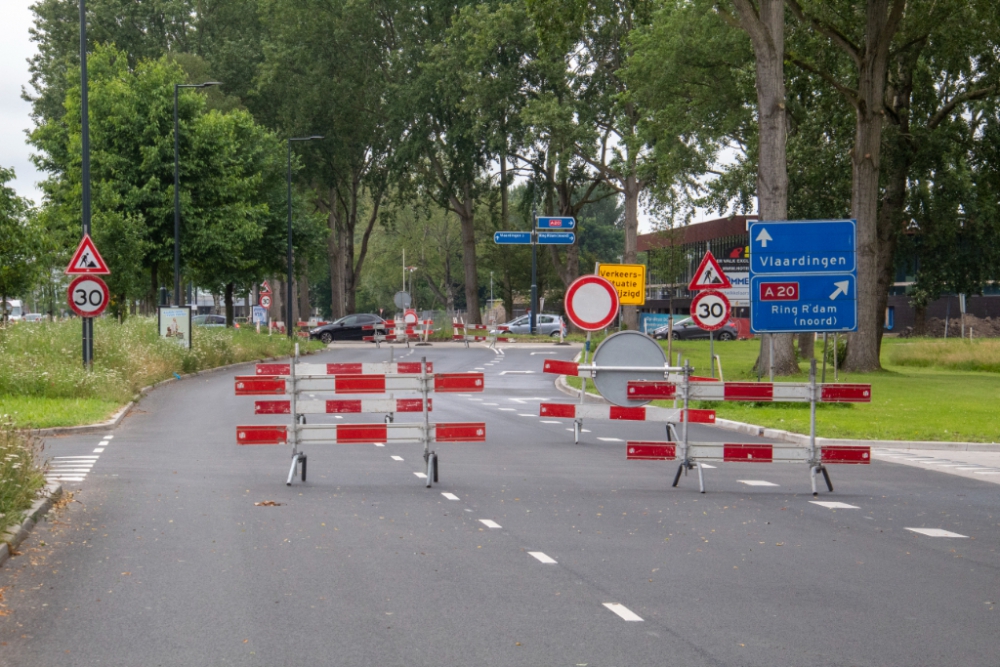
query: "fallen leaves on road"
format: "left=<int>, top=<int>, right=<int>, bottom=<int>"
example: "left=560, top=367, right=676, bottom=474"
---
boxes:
left=254, top=501, right=282, bottom=507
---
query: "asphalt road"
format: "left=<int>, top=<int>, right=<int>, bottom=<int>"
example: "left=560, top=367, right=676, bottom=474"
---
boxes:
left=2, top=342, right=998, bottom=666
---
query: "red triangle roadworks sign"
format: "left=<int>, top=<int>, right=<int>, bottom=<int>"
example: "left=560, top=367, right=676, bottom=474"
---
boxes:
left=65, top=234, right=110, bottom=275
left=688, top=250, right=731, bottom=291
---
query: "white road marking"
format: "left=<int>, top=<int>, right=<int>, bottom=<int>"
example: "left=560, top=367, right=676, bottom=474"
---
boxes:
left=565, top=428, right=591, bottom=433
left=518, top=413, right=535, bottom=417
left=474, top=367, right=485, bottom=370
left=530, top=352, right=557, bottom=355
left=498, top=408, right=516, bottom=411
left=528, top=551, right=557, bottom=564
left=456, top=394, right=471, bottom=397
left=53, top=456, right=99, bottom=459
left=104, top=435, right=114, bottom=439
left=93, top=448, right=105, bottom=453
left=541, top=420, right=561, bottom=424
left=738, top=480, right=778, bottom=487
left=441, top=493, right=459, bottom=500
left=479, top=519, right=502, bottom=528
left=335, top=416, right=343, bottom=419
left=391, top=456, right=404, bottom=461
left=700, top=463, right=717, bottom=469
left=483, top=403, right=498, bottom=406
left=468, top=398, right=483, bottom=401
left=47, top=476, right=85, bottom=481
left=499, top=371, right=534, bottom=375
left=374, top=443, right=385, bottom=447
left=906, top=528, right=968, bottom=538
left=603, top=603, right=643, bottom=622
left=810, top=501, right=859, bottom=509
left=955, top=466, right=983, bottom=470
left=414, top=472, right=427, bottom=479
left=973, top=471, right=1000, bottom=475
left=597, top=437, right=623, bottom=442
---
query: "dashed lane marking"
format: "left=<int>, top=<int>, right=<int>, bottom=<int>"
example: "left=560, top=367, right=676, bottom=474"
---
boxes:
left=374, top=443, right=385, bottom=447
left=479, top=519, right=501, bottom=529
left=483, top=403, right=499, bottom=406
left=597, top=437, right=623, bottom=442
left=700, top=463, right=716, bottom=469
left=738, top=480, right=778, bottom=487
left=474, top=367, right=485, bottom=370
left=441, top=493, right=459, bottom=500
left=906, top=528, right=968, bottom=538
left=528, top=551, right=557, bottom=564
left=414, top=472, right=427, bottom=479
left=499, top=371, right=534, bottom=375
left=603, top=603, right=643, bottom=622
left=498, top=408, right=516, bottom=411
left=94, top=448, right=105, bottom=453
left=391, top=456, right=404, bottom=461
left=518, top=413, right=535, bottom=417
left=810, top=501, right=859, bottom=509
left=566, top=428, right=591, bottom=433
left=541, top=421, right=561, bottom=424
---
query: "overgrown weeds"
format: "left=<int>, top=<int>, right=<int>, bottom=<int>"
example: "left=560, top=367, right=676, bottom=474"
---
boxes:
left=887, top=338, right=1000, bottom=373
left=0, top=421, right=46, bottom=536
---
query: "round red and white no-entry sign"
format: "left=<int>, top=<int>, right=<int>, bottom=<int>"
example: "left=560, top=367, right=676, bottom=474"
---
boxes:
left=67, top=275, right=110, bottom=318
left=565, top=275, right=620, bottom=331
left=690, top=289, right=731, bottom=331
left=404, top=308, right=417, bottom=325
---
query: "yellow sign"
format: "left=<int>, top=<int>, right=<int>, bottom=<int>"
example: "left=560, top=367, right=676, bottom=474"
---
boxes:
left=598, top=263, right=646, bottom=305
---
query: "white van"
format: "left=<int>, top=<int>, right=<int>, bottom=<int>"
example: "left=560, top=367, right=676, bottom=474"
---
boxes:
left=2, top=299, right=23, bottom=322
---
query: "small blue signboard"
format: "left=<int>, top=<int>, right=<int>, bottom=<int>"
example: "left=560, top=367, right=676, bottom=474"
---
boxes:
left=494, top=231, right=532, bottom=245
left=252, top=306, right=267, bottom=325
left=537, top=216, right=576, bottom=230
left=537, top=232, right=575, bottom=245
left=749, top=220, right=858, bottom=333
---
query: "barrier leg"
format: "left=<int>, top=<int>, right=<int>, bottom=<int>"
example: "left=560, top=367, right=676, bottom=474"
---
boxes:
left=574, top=419, right=582, bottom=444
left=672, top=464, right=684, bottom=488
left=810, top=466, right=818, bottom=496
left=287, top=453, right=300, bottom=486
left=820, top=465, right=833, bottom=492
left=696, top=461, right=706, bottom=494
left=300, top=454, right=307, bottom=482
left=432, top=452, right=439, bottom=483
left=425, top=452, right=435, bottom=488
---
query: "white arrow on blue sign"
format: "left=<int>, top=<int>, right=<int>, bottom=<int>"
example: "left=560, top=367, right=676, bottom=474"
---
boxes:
left=748, top=219, right=858, bottom=333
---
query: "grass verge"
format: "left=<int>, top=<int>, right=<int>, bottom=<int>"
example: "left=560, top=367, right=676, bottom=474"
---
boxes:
left=0, top=318, right=324, bottom=428
left=564, top=337, right=1000, bottom=443
left=0, top=423, right=46, bottom=537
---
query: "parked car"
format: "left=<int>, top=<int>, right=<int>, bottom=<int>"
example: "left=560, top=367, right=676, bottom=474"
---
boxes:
left=23, top=313, right=44, bottom=322
left=309, top=313, right=386, bottom=344
left=2, top=299, right=23, bottom=322
left=653, top=317, right=739, bottom=341
left=493, top=313, right=567, bottom=337
left=192, top=314, right=226, bottom=327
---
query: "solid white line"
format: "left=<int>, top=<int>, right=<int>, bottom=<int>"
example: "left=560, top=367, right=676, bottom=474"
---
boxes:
left=413, top=472, right=427, bottom=479
left=528, top=551, right=557, bottom=564
left=479, top=519, right=501, bottom=529
left=541, top=420, right=561, bottom=424
left=738, top=480, right=779, bottom=487
left=93, top=448, right=104, bottom=453
left=810, top=501, right=859, bottom=509
left=597, top=437, right=622, bottom=442
left=906, top=527, right=968, bottom=538
left=391, top=456, right=404, bottom=461
left=603, top=603, right=643, bottom=622
left=441, top=492, right=459, bottom=500
left=973, top=471, right=1000, bottom=475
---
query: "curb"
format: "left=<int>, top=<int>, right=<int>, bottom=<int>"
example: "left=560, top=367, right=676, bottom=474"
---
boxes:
left=30, top=349, right=322, bottom=438
left=553, top=374, right=1000, bottom=453
left=0, top=482, right=62, bottom=569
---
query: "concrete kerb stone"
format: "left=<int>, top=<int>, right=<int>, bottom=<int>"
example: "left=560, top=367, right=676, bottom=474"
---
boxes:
left=0, top=482, right=62, bottom=569
left=552, top=371, right=1000, bottom=453
left=30, top=348, right=324, bottom=438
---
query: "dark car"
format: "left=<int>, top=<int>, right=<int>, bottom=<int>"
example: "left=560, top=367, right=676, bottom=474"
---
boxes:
left=309, top=313, right=386, bottom=344
left=653, top=317, right=739, bottom=341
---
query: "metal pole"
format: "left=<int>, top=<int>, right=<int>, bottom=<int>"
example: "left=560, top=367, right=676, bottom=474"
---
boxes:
left=530, top=208, right=538, bottom=335
left=809, top=358, right=818, bottom=495
left=286, top=139, right=293, bottom=338
left=768, top=334, right=774, bottom=382
left=173, top=84, right=181, bottom=307
left=79, top=0, right=93, bottom=368
left=709, top=331, right=714, bottom=378
left=821, top=332, right=828, bottom=384
left=833, top=333, right=839, bottom=382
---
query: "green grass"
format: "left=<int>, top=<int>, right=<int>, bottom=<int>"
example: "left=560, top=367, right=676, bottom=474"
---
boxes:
left=568, top=337, right=1000, bottom=443
left=0, top=318, right=324, bottom=428
left=0, top=423, right=47, bottom=536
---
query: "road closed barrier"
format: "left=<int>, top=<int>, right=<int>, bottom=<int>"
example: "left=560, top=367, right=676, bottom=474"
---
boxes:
left=234, top=347, right=486, bottom=487
left=540, top=329, right=871, bottom=495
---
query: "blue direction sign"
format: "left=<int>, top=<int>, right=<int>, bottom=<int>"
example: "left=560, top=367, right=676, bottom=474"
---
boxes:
left=537, top=216, right=576, bottom=230
left=537, top=232, right=575, bottom=245
left=749, top=219, right=858, bottom=333
left=494, top=231, right=532, bottom=244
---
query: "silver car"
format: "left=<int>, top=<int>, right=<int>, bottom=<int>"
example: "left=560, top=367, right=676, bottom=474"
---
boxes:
left=494, top=314, right=567, bottom=337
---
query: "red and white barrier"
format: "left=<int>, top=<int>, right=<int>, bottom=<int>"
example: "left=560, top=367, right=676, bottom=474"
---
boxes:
left=234, top=350, right=486, bottom=487
left=539, top=402, right=715, bottom=424
left=452, top=317, right=517, bottom=347
left=625, top=441, right=870, bottom=464
left=542, top=358, right=716, bottom=383
left=626, top=381, right=871, bottom=403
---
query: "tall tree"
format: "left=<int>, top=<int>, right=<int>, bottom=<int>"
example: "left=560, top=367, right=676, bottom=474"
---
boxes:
left=0, top=168, right=40, bottom=323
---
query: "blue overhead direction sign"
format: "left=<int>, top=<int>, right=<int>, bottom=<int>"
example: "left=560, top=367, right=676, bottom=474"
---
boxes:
left=750, top=275, right=857, bottom=333
left=749, top=219, right=856, bottom=274
left=749, top=219, right=858, bottom=333
left=494, top=231, right=532, bottom=244
left=537, top=231, right=575, bottom=245
left=537, top=216, right=576, bottom=230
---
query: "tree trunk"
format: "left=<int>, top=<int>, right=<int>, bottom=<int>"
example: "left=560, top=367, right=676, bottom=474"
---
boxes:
left=459, top=190, right=480, bottom=324
left=326, top=191, right=346, bottom=320
left=622, top=174, right=640, bottom=330
left=843, top=0, right=903, bottom=372
left=224, top=283, right=235, bottom=327
left=272, top=279, right=284, bottom=328
left=797, top=332, right=815, bottom=360
left=913, top=303, right=926, bottom=336
left=733, top=0, right=797, bottom=374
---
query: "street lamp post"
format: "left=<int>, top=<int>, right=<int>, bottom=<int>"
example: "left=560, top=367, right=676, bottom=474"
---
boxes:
left=173, top=81, right=221, bottom=306
left=79, top=0, right=92, bottom=367
left=287, top=136, right=324, bottom=338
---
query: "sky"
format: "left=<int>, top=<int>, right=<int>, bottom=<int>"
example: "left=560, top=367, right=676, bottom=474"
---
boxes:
left=1, top=0, right=44, bottom=205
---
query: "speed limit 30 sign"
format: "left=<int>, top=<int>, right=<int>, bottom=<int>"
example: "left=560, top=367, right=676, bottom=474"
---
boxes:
left=67, top=276, right=110, bottom=318
left=690, top=289, right=730, bottom=331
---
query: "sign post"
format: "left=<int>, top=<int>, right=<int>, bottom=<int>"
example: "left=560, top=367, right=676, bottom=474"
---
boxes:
left=65, top=234, right=111, bottom=367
